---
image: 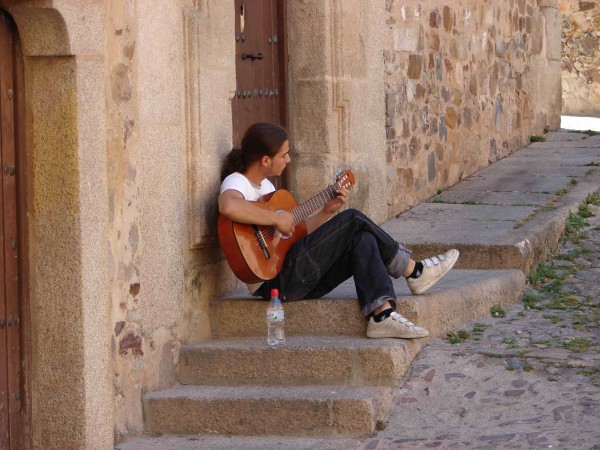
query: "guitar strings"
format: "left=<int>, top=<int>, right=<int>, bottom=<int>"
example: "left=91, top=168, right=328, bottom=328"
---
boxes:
left=258, top=181, right=347, bottom=243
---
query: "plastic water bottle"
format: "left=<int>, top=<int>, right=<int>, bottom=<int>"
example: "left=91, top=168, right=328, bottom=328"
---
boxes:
left=267, top=288, right=285, bottom=346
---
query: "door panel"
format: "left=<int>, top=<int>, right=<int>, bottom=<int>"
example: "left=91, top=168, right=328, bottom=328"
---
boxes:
left=232, top=0, right=288, bottom=189
left=0, top=11, right=22, bottom=450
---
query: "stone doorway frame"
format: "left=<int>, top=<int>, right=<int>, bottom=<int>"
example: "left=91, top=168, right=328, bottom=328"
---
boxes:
left=0, top=2, right=112, bottom=449
left=286, top=0, right=388, bottom=223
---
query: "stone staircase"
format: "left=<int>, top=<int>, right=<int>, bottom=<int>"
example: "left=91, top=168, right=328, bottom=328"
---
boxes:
left=134, top=269, right=524, bottom=443
left=117, top=132, right=600, bottom=448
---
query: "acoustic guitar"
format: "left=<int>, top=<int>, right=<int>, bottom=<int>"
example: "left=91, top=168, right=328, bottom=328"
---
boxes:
left=218, top=170, right=356, bottom=283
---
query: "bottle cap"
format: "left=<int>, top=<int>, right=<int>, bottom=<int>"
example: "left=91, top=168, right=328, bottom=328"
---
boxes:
left=270, top=288, right=279, bottom=298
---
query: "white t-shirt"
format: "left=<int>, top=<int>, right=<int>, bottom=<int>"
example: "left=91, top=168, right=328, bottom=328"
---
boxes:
left=220, top=172, right=276, bottom=293
left=220, top=172, right=275, bottom=200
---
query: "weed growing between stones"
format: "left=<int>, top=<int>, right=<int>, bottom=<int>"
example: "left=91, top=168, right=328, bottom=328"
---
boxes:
left=446, top=330, right=470, bottom=344
left=471, top=323, right=488, bottom=334
left=578, top=203, right=594, bottom=218
left=562, top=338, right=598, bottom=353
left=501, top=337, right=518, bottom=349
left=490, top=305, right=506, bottom=318
left=529, top=135, right=546, bottom=142
left=556, top=187, right=568, bottom=196
left=543, top=314, right=562, bottom=324
left=586, top=192, right=600, bottom=205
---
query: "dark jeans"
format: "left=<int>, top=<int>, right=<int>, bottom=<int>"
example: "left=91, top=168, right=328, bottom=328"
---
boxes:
left=257, top=209, right=412, bottom=317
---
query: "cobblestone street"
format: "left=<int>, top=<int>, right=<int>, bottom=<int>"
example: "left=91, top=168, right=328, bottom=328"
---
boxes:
left=364, top=192, right=600, bottom=449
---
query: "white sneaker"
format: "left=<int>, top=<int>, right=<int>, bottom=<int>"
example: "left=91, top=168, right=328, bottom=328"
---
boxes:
left=407, top=249, right=459, bottom=295
left=366, top=311, right=429, bottom=339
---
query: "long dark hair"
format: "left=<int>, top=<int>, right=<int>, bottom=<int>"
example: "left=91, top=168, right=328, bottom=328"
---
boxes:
left=221, top=123, right=288, bottom=181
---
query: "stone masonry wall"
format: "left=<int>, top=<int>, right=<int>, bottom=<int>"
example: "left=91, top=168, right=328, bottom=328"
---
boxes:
left=384, top=0, right=561, bottom=217
left=560, top=0, right=600, bottom=116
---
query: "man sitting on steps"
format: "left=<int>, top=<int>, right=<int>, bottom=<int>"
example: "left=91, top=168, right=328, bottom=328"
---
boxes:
left=218, top=122, right=459, bottom=339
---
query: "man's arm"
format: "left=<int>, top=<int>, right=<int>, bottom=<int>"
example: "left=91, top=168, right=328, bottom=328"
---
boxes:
left=219, top=189, right=295, bottom=236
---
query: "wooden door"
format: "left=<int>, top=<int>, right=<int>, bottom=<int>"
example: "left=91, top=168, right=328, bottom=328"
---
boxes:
left=0, top=11, right=26, bottom=450
left=232, top=0, right=289, bottom=189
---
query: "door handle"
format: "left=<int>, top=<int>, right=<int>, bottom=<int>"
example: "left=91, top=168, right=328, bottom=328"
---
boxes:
left=242, top=52, right=264, bottom=61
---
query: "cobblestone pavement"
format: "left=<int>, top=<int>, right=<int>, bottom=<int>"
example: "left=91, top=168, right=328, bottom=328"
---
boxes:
left=363, top=194, right=600, bottom=450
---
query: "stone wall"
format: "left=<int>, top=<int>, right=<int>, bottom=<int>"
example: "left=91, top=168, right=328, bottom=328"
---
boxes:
left=384, top=0, right=562, bottom=216
left=0, top=0, right=564, bottom=447
left=560, top=0, right=600, bottom=116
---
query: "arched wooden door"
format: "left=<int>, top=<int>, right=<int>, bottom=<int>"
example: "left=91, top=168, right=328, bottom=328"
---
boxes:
left=232, top=0, right=289, bottom=189
left=0, top=10, right=28, bottom=450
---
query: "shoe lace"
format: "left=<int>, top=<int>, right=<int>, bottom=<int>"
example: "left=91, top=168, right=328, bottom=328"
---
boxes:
left=390, top=311, right=417, bottom=328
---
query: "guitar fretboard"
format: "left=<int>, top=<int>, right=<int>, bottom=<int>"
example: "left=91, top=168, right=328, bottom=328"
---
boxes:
left=289, top=181, right=343, bottom=224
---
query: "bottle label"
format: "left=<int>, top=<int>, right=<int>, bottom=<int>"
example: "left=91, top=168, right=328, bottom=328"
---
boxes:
left=267, top=309, right=284, bottom=321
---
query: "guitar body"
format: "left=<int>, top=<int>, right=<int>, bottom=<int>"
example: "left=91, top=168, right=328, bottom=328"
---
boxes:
left=217, top=189, right=308, bottom=284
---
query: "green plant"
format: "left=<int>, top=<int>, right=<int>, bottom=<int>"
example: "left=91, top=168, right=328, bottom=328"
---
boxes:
left=543, top=314, right=561, bottom=324
left=578, top=204, right=594, bottom=218
left=490, top=305, right=506, bottom=318
left=528, top=262, right=558, bottom=285
left=543, top=126, right=550, bottom=134
left=530, top=135, right=546, bottom=142
left=569, top=178, right=578, bottom=187
left=522, top=291, right=543, bottom=310
left=447, top=329, right=470, bottom=344
left=565, top=211, right=588, bottom=236
left=555, top=188, right=568, bottom=196
left=584, top=130, right=600, bottom=136
left=584, top=161, right=600, bottom=167
left=472, top=323, right=488, bottom=334
left=502, top=337, right=519, bottom=349
left=540, top=279, right=562, bottom=294
left=586, top=192, right=600, bottom=206
left=563, top=338, right=595, bottom=353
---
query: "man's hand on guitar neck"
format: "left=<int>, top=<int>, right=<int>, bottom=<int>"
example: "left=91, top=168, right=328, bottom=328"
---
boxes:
left=306, top=186, right=350, bottom=234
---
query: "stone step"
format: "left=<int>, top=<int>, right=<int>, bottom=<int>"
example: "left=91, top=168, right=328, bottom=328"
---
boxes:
left=381, top=167, right=600, bottom=274
left=142, top=384, right=393, bottom=438
left=211, top=269, right=525, bottom=338
left=179, top=335, right=422, bottom=387
left=116, top=435, right=362, bottom=450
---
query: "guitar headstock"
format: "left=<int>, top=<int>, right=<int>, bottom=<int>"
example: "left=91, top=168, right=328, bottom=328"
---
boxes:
left=334, top=169, right=356, bottom=190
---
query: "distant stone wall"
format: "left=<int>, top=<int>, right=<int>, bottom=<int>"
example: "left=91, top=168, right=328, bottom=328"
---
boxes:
left=384, top=0, right=561, bottom=216
left=560, top=0, right=600, bottom=116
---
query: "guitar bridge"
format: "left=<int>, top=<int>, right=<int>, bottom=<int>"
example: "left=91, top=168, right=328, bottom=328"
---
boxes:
left=252, top=225, right=271, bottom=260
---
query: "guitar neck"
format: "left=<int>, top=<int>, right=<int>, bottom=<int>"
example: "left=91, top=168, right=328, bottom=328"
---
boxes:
left=289, top=182, right=341, bottom=224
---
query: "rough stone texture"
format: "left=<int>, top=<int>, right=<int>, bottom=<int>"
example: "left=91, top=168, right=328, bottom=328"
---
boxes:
left=6, top=0, right=104, bottom=56
left=0, top=1, right=569, bottom=448
left=383, top=132, right=600, bottom=274
left=211, top=269, right=524, bottom=338
left=560, top=0, right=600, bottom=115
left=359, top=200, right=600, bottom=449
left=385, top=0, right=562, bottom=217
left=9, top=9, right=113, bottom=450
left=287, top=0, right=389, bottom=224
left=117, top=435, right=363, bottom=450
left=179, top=336, right=416, bottom=386
left=143, top=385, right=393, bottom=438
